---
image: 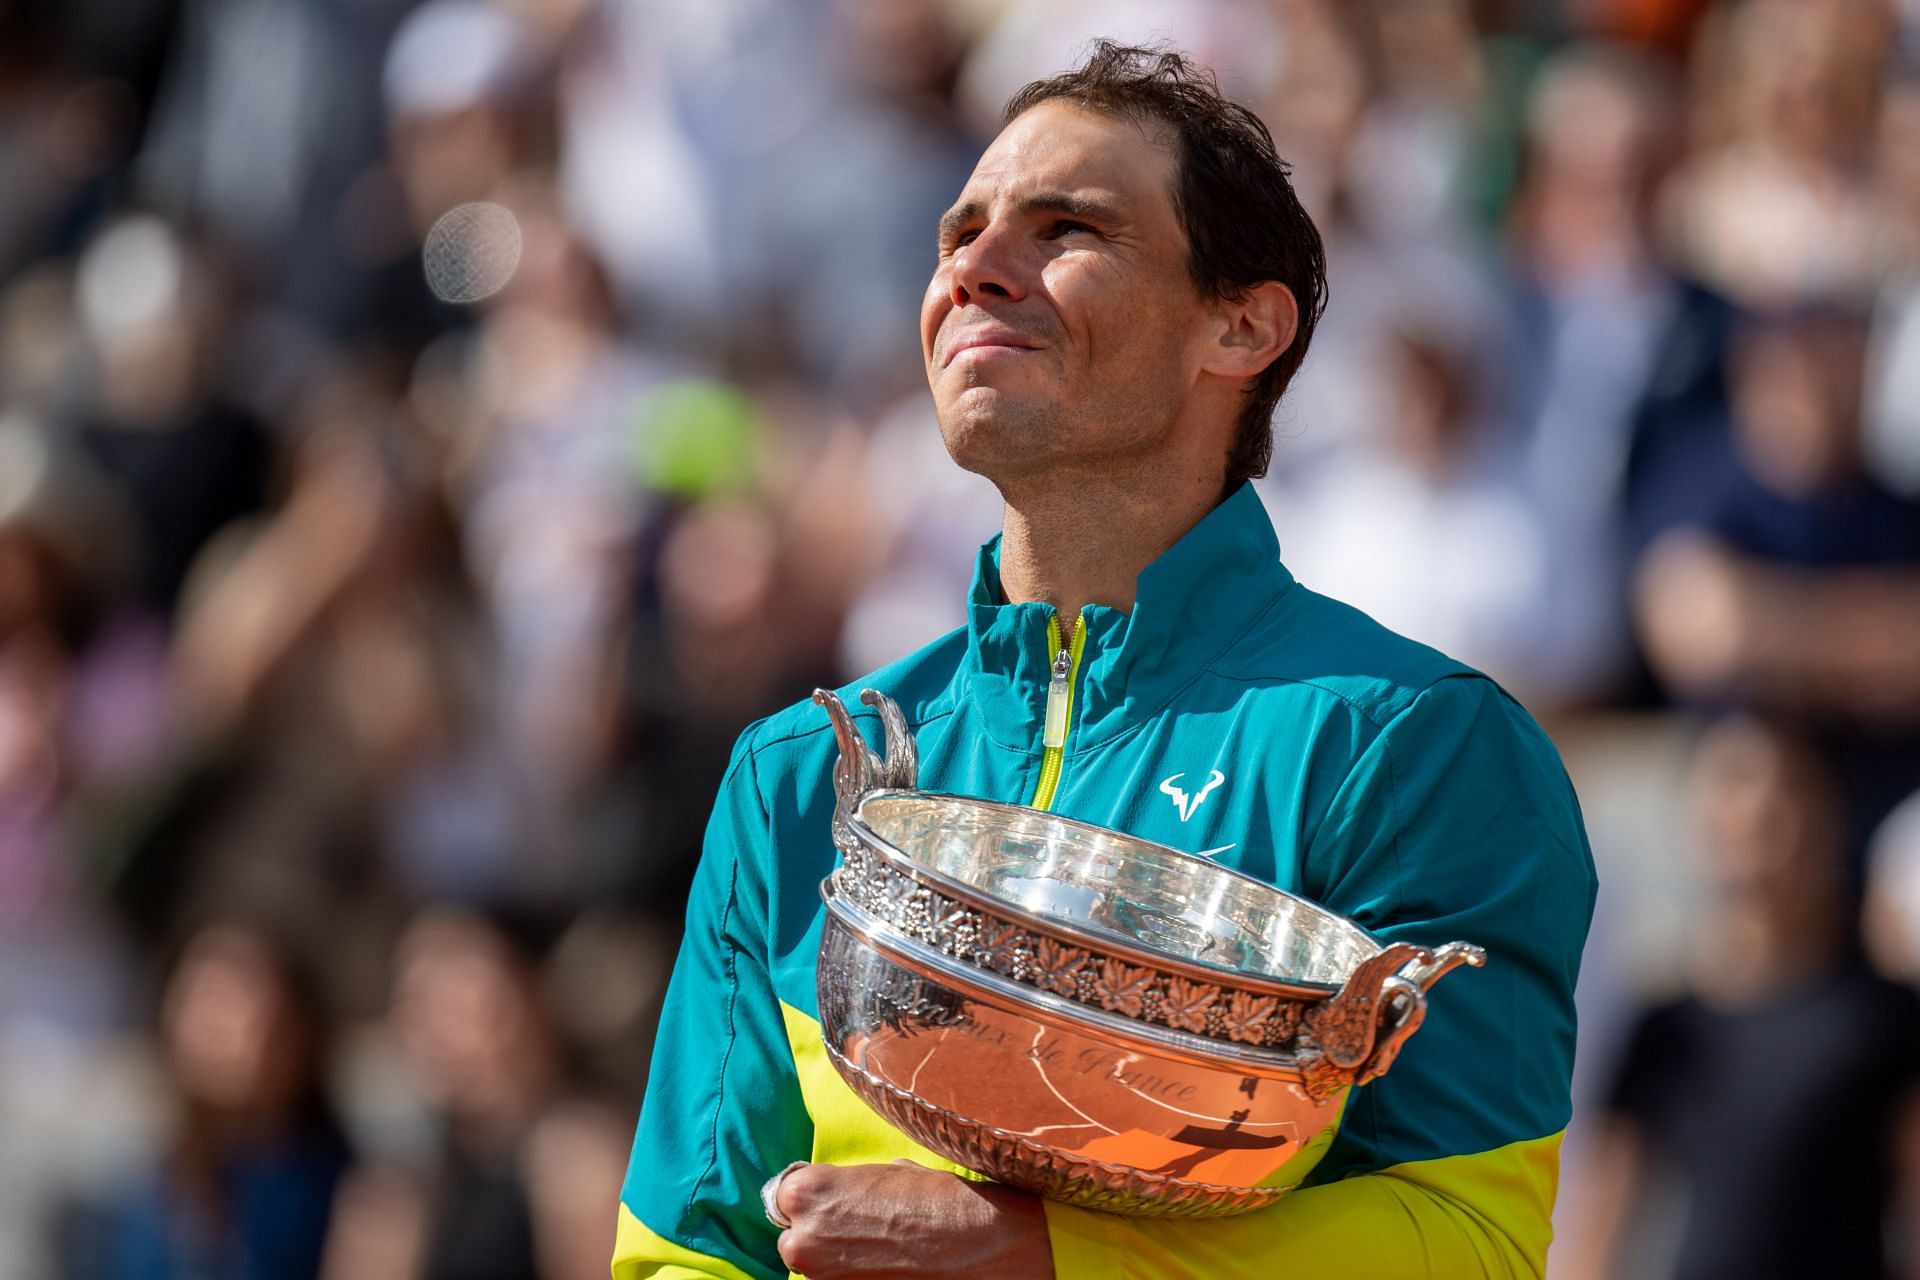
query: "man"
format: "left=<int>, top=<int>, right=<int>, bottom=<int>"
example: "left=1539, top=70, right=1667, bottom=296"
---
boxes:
left=615, top=42, right=1595, bottom=1280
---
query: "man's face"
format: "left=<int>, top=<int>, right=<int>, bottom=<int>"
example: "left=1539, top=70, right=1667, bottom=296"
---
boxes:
left=921, top=101, right=1216, bottom=485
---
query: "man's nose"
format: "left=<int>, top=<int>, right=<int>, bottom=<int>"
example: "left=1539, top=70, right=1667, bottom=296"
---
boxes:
left=949, top=225, right=1028, bottom=308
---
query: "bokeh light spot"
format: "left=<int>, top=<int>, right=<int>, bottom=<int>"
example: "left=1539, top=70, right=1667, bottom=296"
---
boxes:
left=422, top=202, right=523, bottom=304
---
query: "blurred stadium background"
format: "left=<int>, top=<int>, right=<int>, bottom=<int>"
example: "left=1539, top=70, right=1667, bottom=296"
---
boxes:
left=3, top=0, right=1920, bottom=1276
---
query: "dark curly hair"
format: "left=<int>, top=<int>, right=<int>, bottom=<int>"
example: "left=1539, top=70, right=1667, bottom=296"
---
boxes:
left=1004, top=41, right=1328, bottom=486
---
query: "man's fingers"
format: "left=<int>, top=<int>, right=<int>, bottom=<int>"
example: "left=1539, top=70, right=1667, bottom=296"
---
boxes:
left=775, top=1224, right=812, bottom=1275
left=774, top=1168, right=835, bottom=1278
left=762, top=1159, right=811, bottom=1230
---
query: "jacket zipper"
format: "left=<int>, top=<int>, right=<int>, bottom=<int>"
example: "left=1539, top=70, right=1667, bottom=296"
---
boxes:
left=1029, top=610, right=1086, bottom=810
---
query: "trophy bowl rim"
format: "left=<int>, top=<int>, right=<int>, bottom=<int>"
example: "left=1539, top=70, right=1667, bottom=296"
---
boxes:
left=846, top=788, right=1382, bottom=999
left=822, top=884, right=1314, bottom=1077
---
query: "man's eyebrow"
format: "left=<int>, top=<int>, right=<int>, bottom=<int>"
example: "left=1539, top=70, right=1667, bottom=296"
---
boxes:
left=937, top=193, right=1124, bottom=243
left=937, top=201, right=984, bottom=245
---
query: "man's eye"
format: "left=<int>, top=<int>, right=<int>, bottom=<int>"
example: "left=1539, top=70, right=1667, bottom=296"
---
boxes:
left=1049, top=220, right=1094, bottom=238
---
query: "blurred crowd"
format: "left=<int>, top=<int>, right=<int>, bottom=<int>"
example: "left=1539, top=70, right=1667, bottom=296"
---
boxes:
left=3, top=0, right=1920, bottom=1276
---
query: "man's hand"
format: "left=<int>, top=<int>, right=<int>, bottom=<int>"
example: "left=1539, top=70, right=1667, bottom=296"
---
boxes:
left=771, top=1159, right=1055, bottom=1279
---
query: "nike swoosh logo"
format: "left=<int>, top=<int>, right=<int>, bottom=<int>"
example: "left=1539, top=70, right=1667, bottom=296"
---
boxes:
left=1193, top=844, right=1236, bottom=859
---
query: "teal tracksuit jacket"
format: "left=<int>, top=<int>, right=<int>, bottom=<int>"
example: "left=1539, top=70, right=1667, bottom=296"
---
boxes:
left=615, top=481, right=1597, bottom=1278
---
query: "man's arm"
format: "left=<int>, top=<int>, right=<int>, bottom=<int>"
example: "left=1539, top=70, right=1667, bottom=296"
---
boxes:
left=775, top=1130, right=1557, bottom=1279
left=615, top=734, right=812, bottom=1280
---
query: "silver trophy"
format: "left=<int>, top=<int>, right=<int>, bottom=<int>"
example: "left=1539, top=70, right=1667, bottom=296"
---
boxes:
left=811, top=689, right=1484, bottom=1216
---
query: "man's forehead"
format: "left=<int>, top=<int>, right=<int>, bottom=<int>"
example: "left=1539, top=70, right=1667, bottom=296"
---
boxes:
left=956, top=101, right=1177, bottom=210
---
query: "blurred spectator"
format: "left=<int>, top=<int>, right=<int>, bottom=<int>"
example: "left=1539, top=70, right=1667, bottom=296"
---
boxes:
left=449, top=187, right=671, bottom=819
left=1254, top=0, right=1509, bottom=479
left=0, top=3, right=151, bottom=282
left=1636, top=307, right=1920, bottom=570
left=74, top=914, right=352, bottom=1280
left=1263, top=320, right=1559, bottom=697
left=0, top=415, right=122, bottom=902
left=1629, top=302, right=1920, bottom=859
left=68, top=214, right=274, bottom=620
left=1657, top=0, right=1889, bottom=308
left=551, top=0, right=735, bottom=351
left=383, top=1, right=550, bottom=238
left=321, top=907, right=626, bottom=1280
left=1563, top=718, right=1920, bottom=1280
left=138, top=0, right=419, bottom=343
left=1499, top=42, right=1680, bottom=702
left=1631, top=307, right=1920, bottom=725
left=0, top=409, right=158, bottom=1030
left=743, top=0, right=979, bottom=404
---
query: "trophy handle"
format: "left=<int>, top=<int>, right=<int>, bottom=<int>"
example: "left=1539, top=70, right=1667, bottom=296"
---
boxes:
left=1299, top=940, right=1485, bottom=1101
left=1359, top=942, right=1485, bottom=1082
left=861, top=688, right=919, bottom=790
left=813, top=688, right=920, bottom=849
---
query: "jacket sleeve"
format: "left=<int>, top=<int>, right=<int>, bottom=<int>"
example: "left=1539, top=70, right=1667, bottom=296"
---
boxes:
left=1041, top=676, right=1596, bottom=1279
left=614, top=733, right=810, bottom=1280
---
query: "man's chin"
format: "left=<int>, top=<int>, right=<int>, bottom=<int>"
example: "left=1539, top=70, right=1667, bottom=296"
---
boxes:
left=937, top=385, right=1038, bottom=432
left=936, top=407, right=1057, bottom=485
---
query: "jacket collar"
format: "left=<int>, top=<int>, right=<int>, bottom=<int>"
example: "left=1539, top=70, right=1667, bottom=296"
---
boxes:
left=959, top=482, right=1295, bottom=751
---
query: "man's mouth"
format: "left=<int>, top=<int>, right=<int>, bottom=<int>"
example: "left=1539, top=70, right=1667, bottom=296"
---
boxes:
left=944, top=330, right=1041, bottom=367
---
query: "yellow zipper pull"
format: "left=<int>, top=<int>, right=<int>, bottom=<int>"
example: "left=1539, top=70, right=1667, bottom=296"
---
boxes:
left=1043, top=644, right=1072, bottom=748
left=1030, top=611, right=1084, bottom=811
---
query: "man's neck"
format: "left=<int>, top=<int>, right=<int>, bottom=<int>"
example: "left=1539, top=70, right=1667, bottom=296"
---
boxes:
left=996, top=463, right=1228, bottom=621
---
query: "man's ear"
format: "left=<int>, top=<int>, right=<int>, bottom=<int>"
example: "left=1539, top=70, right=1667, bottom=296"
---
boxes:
left=1201, top=282, right=1298, bottom=382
